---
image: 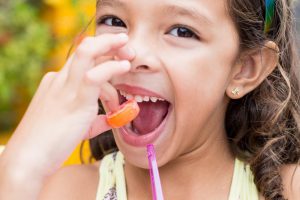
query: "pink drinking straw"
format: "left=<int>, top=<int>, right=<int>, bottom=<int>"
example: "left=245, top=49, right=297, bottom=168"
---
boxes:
left=147, top=144, right=164, bottom=200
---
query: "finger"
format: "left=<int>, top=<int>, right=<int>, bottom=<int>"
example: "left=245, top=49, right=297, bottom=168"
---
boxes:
left=31, top=72, right=57, bottom=105
left=94, top=45, right=135, bottom=65
left=66, top=33, right=129, bottom=90
left=51, top=54, right=75, bottom=87
left=59, top=53, right=75, bottom=76
left=100, top=82, right=120, bottom=112
left=77, top=60, right=131, bottom=104
left=84, top=115, right=111, bottom=139
left=95, top=55, right=114, bottom=65
left=114, top=45, right=136, bottom=61
left=85, top=60, right=130, bottom=86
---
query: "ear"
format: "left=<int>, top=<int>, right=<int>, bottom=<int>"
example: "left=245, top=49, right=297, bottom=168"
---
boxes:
left=226, top=41, right=279, bottom=99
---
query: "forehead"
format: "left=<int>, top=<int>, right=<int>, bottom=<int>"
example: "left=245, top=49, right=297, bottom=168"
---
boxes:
left=97, top=0, right=229, bottom=23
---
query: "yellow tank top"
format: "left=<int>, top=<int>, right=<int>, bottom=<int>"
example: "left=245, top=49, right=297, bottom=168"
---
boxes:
left=95, top=152, right=259, bottom=200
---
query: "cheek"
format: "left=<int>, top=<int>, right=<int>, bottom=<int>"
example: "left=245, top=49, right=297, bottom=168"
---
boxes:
left=163, top=47, right=235, bottom=135
left=165, top=36, right=239, bottom=110
left=167, top=50, right=232, bottom=104
left=174, top=65, right=229, bottom=127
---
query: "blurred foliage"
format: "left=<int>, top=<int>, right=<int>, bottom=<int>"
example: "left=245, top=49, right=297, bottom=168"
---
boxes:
left=0, top=0, right=95, bottom=132
left=0, top=0, right=53, bottom=130
left=0, top=0, right=96, bottom=164
left=42, top=0, right=95, bottom=70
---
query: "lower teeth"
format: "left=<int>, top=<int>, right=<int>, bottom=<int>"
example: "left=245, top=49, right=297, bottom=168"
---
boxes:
left=125, top=122, right=140, bottom=135
left=132, top=124, right=139, bottom=134
left=125, top=122, right=132, bottom=130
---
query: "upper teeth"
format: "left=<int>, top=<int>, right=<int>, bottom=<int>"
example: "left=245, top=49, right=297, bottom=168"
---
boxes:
left=120, top=90, right=165, bottom=103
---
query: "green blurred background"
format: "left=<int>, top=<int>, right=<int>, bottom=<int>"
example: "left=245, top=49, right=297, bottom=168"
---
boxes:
left=0, top=0, right=95, bottom=164
left=0, top=0, right=300, bottom=163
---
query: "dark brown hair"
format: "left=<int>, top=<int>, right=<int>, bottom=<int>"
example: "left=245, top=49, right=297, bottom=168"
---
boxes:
left=226, top=0, right=300, bottom=199
left=88, top=0, right=300, bottom=199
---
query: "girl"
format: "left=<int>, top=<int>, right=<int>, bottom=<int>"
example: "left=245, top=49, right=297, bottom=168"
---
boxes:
left=0, top=0, right=300, bottom=199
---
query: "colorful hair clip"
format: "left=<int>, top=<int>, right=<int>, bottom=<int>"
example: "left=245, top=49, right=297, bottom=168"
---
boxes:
left=264, top=0, right=275, bottom=33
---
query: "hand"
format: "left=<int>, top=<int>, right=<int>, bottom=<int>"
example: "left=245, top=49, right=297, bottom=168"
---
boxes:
left=0, top=33, right=135, bottom=199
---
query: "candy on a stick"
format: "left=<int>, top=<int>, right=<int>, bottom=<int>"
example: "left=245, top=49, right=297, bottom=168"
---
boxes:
left=106, top=99, right=140, bottom=128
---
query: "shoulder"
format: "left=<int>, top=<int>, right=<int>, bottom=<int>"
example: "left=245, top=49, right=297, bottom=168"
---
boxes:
left=280, top=163, right=300, bottom=199
left=39, top=161, right=101, bottom=200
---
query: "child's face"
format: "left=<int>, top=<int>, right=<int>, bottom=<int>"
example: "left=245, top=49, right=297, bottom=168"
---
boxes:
left=96, top=0, right=240, bottom=168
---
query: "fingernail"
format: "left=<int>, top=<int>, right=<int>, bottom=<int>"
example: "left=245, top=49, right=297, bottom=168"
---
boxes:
left=120, top=60, right=131, bottom=69
left=118, top=33, right=129, bottom=42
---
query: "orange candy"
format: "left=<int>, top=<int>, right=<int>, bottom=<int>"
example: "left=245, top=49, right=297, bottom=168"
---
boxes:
left=106, top=99, right=140, bottom=128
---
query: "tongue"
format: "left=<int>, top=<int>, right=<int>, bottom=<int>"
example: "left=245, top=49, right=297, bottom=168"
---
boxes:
left=132, top=101, right=169, bottom=135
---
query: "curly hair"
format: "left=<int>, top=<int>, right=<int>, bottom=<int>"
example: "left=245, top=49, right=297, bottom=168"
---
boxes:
left=226, top=0, right=300, bottom=199
left=87, top=0, right=300, bottom=199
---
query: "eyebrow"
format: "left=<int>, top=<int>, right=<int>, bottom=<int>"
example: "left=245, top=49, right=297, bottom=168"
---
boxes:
left=97, top=0, right=124, bottom=9
left=162, top=4, right=212, bottom=26
left=97, top=0, right=212, bottom=26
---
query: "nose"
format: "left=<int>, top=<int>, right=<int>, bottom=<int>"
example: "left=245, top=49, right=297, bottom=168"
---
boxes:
left=126, top=32, right=162, bottom=73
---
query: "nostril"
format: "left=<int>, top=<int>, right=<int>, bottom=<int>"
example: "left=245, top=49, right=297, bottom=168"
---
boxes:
left=135, top=65, right=150, bottom=70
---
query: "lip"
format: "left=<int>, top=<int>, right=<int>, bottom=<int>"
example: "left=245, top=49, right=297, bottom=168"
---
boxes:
left=114, top=84, right=167, bottom=100
left=118, top=105, right=172, bottom=147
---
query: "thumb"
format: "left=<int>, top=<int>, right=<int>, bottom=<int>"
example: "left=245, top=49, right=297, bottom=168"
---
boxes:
left=85, top=115, right=112, bottom=139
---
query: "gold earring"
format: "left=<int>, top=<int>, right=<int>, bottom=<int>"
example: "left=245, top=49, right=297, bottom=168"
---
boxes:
left=231, top=88, right=240, bottom=96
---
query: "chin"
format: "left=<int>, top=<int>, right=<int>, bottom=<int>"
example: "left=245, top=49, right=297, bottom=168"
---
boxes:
left=112, top=120, right=177, bottom=169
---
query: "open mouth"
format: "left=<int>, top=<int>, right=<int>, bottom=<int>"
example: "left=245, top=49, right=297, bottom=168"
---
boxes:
left=117, top=89, right=171, bottom=146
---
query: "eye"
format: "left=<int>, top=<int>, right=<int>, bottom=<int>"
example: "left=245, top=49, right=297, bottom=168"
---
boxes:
left=168, top=26, right=199, bottom=39
left=97, top=15, right=126, bottom=28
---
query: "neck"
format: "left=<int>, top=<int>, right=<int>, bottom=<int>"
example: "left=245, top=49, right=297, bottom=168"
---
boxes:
left=125, top=132, right=235, bottom=200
